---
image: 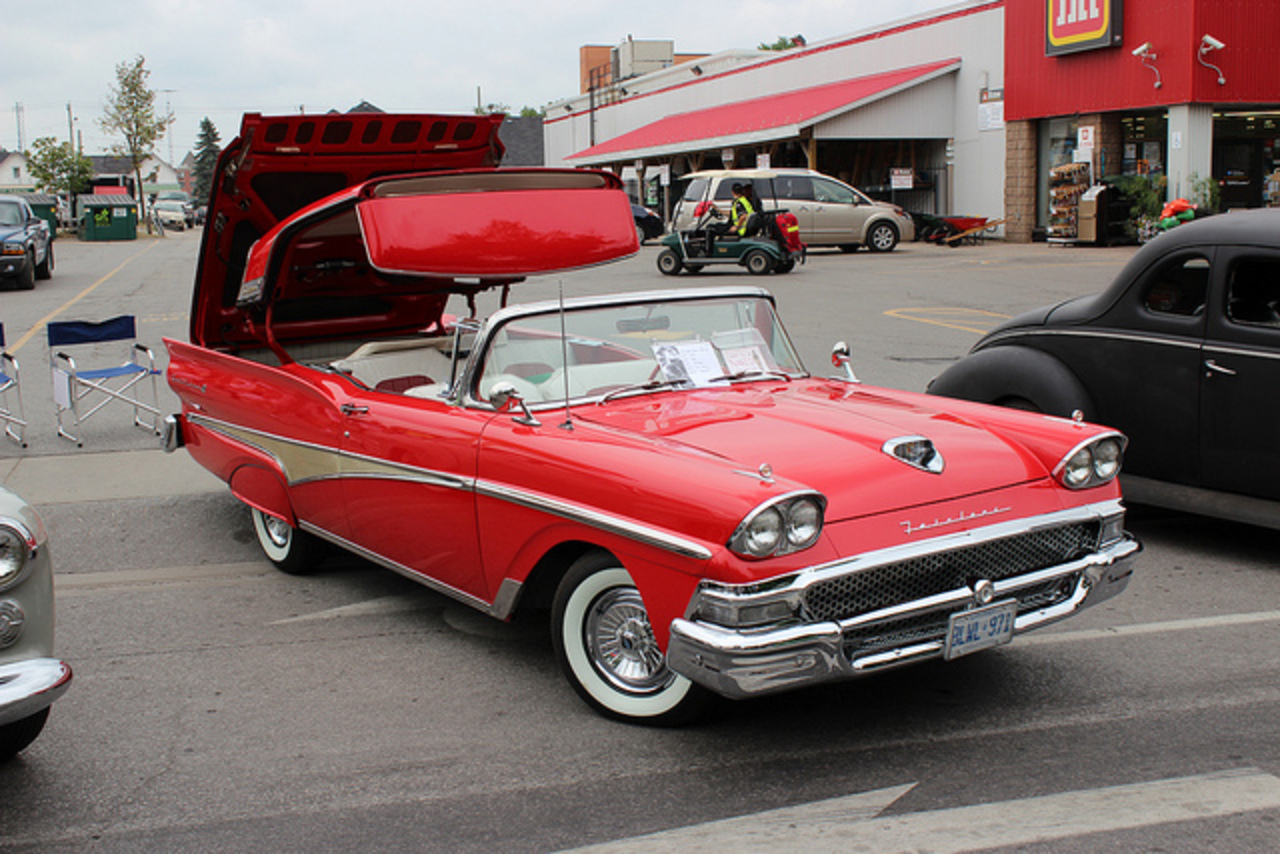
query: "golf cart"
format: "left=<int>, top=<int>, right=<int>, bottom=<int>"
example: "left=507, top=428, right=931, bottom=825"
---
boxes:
left=656, top=188, right=804, bottom=276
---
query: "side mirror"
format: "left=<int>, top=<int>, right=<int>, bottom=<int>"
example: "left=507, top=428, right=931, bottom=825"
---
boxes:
left=488, top=381, right=541, bottom=427
left=831, top=341, right=860, bottom=383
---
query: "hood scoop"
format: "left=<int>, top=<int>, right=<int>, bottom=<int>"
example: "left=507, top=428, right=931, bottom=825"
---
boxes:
left=883, top=435, right=944, bottom=474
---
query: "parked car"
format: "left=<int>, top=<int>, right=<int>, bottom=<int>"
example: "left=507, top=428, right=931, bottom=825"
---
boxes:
left=632, top=203, right=664, bottom=243
left=153, top=200, right=188, bottom=231
left=672, top=169, right=915, bottom=252
left=0, top=196, right=55, bottom=290
left=155, top=192, right=196, bottom=228
left=0, top=486, right=73, bottom=759
left=928, top=208, right=1280, bottom=529
left=162, top=112, right=1137, bottom=725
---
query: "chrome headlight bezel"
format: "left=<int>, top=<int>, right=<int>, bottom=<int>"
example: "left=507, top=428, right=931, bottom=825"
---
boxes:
left=0, top=520, right=35, bottom=592
left=728, top=492, right=827, bottom=560
left=1054, top=433, right=1127, bottom=490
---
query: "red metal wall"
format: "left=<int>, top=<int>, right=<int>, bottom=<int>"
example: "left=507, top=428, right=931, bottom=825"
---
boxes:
left=1006, top=0, right=1280, bottom=120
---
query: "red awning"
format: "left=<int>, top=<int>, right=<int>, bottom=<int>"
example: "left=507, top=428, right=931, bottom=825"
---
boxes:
left=567, top=58, right=961, bottom=165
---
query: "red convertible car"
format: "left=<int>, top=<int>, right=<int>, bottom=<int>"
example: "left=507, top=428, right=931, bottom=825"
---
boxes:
left=163, top=113, right=1139, bottom=724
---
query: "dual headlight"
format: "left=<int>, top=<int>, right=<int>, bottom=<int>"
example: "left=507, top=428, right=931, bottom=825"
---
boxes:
left=1055, top=433, right=1126, bottom=490
left=0, top=522, right=32, bottom=591
left=728, top=493, right=826, bottom=560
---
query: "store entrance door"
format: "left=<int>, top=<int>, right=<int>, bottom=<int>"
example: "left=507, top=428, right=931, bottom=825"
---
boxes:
left=1214, top=140, right=1264, bottom=208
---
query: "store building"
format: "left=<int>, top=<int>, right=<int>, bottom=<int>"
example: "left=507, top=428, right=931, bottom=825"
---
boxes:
left=1005, top=0, right=1280, bottom=242
left=545, top=2, right=1007, bottom=226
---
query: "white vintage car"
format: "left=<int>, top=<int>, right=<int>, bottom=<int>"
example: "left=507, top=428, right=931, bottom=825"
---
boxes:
left=0, top=485, right=72, bottom=759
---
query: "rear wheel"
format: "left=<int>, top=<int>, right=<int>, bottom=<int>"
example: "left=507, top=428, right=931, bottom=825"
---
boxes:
left=0, top=708, right=49, bottom=760
left=35, top=244, right=53, bottom=280
left=656, top=249, right=683, bottom=276
left=744, top=250, right=774, bottom=276
left=775, top=258, right=796, bottom=274
left=552, top=552, right=711, bottom=726
left=251, top=507, right=323, bottom=575
left=867, top=221, right=900, bottom=252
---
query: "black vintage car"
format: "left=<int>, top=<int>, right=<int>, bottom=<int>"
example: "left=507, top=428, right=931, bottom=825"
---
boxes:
left=928, top=208, right=1280, bottom=529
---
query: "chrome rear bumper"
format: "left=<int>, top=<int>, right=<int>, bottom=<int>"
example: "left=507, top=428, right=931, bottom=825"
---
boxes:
left=666, top=533, right=1139, bottom=700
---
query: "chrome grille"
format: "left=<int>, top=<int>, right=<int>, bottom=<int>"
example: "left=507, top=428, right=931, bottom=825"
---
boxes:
left=804, top=522, right=1100, bottom=623
left=842, top=574, right=1081, bottom=659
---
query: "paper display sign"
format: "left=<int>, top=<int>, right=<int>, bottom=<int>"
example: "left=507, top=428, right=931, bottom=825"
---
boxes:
left=653, top=340, right=723, bottom=386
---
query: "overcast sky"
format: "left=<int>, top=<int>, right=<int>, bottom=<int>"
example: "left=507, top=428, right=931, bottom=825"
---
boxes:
left=4, top=0, right=959, bottom=162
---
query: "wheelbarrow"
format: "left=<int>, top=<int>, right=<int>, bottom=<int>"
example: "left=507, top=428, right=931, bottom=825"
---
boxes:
left=923, top=215, right=1008, bottom=246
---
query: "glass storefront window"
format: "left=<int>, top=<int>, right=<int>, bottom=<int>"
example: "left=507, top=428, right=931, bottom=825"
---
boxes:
left=1036, top=117, right=1077, bottom=227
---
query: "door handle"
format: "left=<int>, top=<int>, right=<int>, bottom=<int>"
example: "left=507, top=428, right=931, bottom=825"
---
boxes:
left=1204, top=359, right=1237, bottom=376
left=341, top=403, right=370, bottom=416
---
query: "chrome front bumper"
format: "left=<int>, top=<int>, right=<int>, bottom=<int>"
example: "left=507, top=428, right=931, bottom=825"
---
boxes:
left=0, top=658, right=73, bottom=726
left=666, top=533, right=1139, bottom=700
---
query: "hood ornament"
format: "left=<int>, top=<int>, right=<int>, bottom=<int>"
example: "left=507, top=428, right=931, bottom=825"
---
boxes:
left=883, top=435, right=944, bottom=474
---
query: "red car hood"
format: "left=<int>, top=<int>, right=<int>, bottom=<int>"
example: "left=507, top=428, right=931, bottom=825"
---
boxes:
left=576, top=379, right=1051, bottom=522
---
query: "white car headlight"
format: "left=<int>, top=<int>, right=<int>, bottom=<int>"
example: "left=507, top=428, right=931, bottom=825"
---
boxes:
left=729, top=492, right=826, bottom=559
left=0, top=524, right=31, bottom=591
left=1055, top=434, right=1127, bottom=490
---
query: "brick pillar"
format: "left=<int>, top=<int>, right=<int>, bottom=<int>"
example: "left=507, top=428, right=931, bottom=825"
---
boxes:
left=1004, top=120, right=1038, bottom=243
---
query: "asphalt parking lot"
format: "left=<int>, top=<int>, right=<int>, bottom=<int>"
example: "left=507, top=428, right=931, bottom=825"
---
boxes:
left=3, top=231, right=1279, bottom=852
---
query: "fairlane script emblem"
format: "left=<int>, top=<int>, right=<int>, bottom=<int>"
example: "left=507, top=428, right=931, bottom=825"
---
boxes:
left=899, top=506, right=1012, bottom=535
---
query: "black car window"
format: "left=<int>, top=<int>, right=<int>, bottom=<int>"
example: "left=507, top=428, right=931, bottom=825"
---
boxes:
left=1142, top=256, right=1209, bottom=317
left=1226, top=258, right=1280, bottom=327
left=813, top=178, right=857, bottom=205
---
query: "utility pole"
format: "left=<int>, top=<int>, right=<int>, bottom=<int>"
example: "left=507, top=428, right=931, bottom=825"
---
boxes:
left=158, top=89, right=177, bottom=167
left=14, top=102, right=25, bottom=151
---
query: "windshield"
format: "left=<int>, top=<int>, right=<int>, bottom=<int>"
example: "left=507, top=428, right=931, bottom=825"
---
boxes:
left=475, top=295, right=804, bottom=406
left=0, top=203, right=23, bottom=227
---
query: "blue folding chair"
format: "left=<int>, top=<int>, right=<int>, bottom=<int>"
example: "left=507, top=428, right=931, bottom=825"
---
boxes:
left=47, top=315, right=160, bottom=446
left=0, top=323, right=27, bottom=447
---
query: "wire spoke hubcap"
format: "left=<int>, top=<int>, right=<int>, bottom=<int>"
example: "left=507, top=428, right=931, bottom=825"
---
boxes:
left=586, top=587, right=672, bottom=695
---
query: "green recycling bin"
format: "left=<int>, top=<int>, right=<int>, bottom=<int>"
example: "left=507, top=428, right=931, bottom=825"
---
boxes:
left=78, top=196, right=138, bottom=241
left=21, top=194, right=60, bottom=236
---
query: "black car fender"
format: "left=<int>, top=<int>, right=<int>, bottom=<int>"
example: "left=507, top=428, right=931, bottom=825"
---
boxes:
left=927, top=345, right=1096, bottom=420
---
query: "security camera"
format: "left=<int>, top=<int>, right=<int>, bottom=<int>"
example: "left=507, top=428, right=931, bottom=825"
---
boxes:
left=1132, top=42, right=1153, bottom=57
left=1201, top=34, right=1225, bottom=51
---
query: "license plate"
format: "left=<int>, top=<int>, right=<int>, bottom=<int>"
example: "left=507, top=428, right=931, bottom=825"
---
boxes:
left=944, top=600, right=1017, bottom=660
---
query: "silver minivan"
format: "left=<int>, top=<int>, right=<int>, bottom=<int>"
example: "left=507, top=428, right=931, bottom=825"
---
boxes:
left=671, top=169, right=915, bottom=252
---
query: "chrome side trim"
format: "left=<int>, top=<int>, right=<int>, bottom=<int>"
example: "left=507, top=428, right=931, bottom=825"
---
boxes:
left=1203, top=343, right=1280, bottom=362
left=189, top=413, right=713, bottom=560
left=475, top=480, right=714, bottom=560
left=298, top=521, right=508, bottom=617
left=984, top=328, right=1202, bottom=351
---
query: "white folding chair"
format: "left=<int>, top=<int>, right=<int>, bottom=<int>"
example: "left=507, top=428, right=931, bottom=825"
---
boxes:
left=0, top=323, right=27, bottom=447
left=47, top=315, right=160, bottom=446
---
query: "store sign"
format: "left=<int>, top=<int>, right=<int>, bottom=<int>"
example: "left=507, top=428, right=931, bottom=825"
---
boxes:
left=1046, top=0, right=1123, bottom=57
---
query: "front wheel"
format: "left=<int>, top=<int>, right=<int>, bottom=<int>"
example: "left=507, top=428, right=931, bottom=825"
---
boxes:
left=866, top=221, right=900, bottom=252
left=251, top=507, right=324, bottom=575
left=35, top=244, right=54, bottom=280
left=552, top=553, right=711, bottom=726
left=0, top=707, right=49, bottom=760
left=656, top=249, right=683, bottom=276
left=744, top=249, right=774, bottom=276
left=16, top=251, right=35, bottom=290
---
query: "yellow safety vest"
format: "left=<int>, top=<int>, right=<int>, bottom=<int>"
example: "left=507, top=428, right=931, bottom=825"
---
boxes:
left=732, top=196, right=756, bottom=235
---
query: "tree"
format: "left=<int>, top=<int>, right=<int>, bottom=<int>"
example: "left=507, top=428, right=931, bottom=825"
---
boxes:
left=759, top=35, right=806, bottom=51
left=25, top=137, right=94, bottom=197
left=100, top=55, right=171, bottom=227
left=474, top=101, right=512, bottom=115
left=191, top=117, right=221, bottom=205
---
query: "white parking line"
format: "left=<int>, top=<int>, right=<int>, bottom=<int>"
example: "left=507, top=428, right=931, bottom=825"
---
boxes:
left=1017, top=609, right=1280, bottom=646
left=569, top=769, right=1280, bottom=853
